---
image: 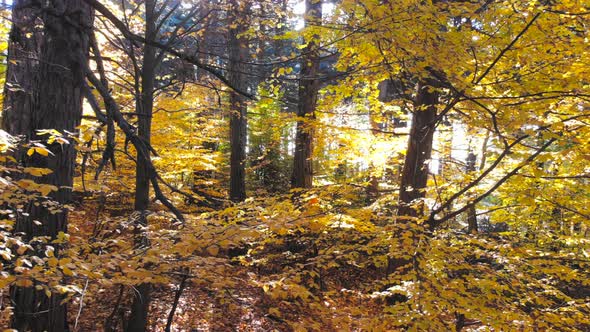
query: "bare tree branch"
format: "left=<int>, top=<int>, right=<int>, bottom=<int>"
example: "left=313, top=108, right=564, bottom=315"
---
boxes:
left=85, top=64, right=185, bottom=222
left=430, top=138, right=556, bottom=230
left=83, top=0, right=254, bottom=99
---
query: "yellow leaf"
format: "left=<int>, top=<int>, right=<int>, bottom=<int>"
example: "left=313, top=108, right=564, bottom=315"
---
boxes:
left=38, top=184, right=58, bottom=196
left=58, top=257, right=72, bottom=266
left=36, top=147, right=49, bottom=156
left=207, top=245, right=219, bottom=256
left=48, top=257, right=58, bottom=267
left=23, top=167, right=53, bottom=177
left=27, top=147, right=51, bottom=156
left=62, top=266, right=74, bottom=276
left=0, top=275, right=16, bottom=289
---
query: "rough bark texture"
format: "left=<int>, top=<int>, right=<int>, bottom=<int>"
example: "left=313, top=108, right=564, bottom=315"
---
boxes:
left=2, top=0, right=93, bottom=330
left=228, top=0, right=249, bottom=202
left=291, top=0, right=321, bottom=189
left=397, top=80, right=438, bottom=219
left=133, top=0, right=156, bottom=214
left=127, top=0, right=156, bottom=330
left=2, top=1, right=40, bottom=142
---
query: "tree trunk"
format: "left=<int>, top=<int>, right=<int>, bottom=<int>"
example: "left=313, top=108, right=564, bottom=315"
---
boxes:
left=366, top=108, right=381, bottom=203
left=3, top=0, right=93, bottom=330
left=291, top=0, right=322, bottom=189
left=228, top=0, right=249, bottom=202
left=397, top=80, right=438, bottom=219
left=127, top=0, right=156, bottom=330
left=2, top=2, right=39, bottom=143
left=466, top=152, right=478, bottom=233
left=134, top=5, right=156, bottom=215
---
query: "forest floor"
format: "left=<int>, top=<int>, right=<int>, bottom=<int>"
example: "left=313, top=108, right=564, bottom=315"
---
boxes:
left=66, top=193, right=293, bottom=331
left=64, top=190, right=391, bottom=331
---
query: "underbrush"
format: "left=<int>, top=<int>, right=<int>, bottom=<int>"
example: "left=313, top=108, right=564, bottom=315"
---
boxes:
left=2, top=185, right=589, bottom=330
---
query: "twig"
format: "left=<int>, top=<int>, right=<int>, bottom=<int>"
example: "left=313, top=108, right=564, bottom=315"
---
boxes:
left=74, top=278, right=90, bottom=331
left=474, top=12, right=542, bottom=85
left=165, top=271, right=190, bottom=332
left=430, top=138, right=556, bottom=229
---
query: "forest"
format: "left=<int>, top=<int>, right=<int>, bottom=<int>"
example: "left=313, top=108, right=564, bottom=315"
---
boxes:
left=0, top=0, right=589, bottom=331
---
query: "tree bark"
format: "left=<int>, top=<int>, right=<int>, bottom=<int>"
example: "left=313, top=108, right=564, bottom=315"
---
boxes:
left=397, top=80, right=438, bottom=219
left=228, top=0, right=249, bottom=202
left=127, top=0, right=157, bottom=330
left=2, top=0, right=93, bottom=330
left=366, top=109, right=381, bottom=203
left=134, top=1, right=156, bottom=214
left=291, top=0, right=322, bottom=189
left=466, top=152, right=478, bottom=233
left=2, top=1, right=40, bottom=143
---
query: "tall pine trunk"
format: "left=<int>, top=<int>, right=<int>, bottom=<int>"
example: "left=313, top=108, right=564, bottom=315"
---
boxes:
left=228, top=0, right=249, bottom=202
left=2, top=2, right=39, bottom=141
left=2, top=0, right=93, bottom=330
left=127, top=0, right=156, bottom=330
left=291, top=0, right=321, bottom=189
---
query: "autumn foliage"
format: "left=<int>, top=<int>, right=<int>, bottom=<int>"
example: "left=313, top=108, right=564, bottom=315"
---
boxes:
left=1, top=0, right=590, bottom=331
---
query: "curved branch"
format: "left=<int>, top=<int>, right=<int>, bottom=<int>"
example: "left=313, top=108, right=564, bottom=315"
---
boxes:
left=83, top=0, right=254, bottom=99
left=429, top=138, right=556, bottom=230
left=85, top=65, right=185, bottom=222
